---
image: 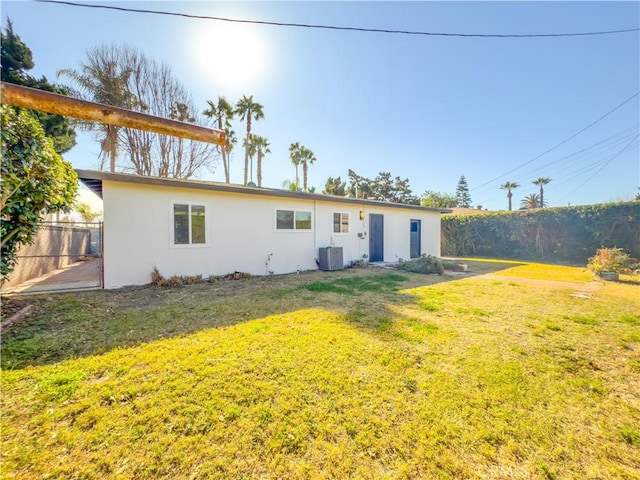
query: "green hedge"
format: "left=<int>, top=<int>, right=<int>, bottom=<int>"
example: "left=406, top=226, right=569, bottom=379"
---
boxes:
left=441, top=202, right=640, bottom=263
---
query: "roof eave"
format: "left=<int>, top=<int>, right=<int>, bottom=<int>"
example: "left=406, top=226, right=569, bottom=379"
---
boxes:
left=75, top=170, right=448, bottom=213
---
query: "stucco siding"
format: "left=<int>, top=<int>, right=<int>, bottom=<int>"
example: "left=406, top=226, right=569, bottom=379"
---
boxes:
left=365, top=207, right=441, bottom=262
left=102, top=180, right=442, bottom=288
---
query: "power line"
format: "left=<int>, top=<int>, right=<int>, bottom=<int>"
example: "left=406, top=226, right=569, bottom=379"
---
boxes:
left=474, top=125, right=639, bottom=198
left=469, top=92, right=640, bottom=192
left=36, top=1, right=640, bottom=38
left=555, top=133, right=639, bottom=203
left=471, top=125, right=638, bottom=199
left=473, top=127, right=640, bottom=206
left=543, top=132, right=638, bottom=182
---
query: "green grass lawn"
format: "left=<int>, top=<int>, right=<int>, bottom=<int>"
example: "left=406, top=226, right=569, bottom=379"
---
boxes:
left=2, top=260, right=639, bottom=479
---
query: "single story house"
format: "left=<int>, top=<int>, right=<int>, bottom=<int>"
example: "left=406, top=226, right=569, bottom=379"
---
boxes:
left=77, top=170, right=450, bottom=289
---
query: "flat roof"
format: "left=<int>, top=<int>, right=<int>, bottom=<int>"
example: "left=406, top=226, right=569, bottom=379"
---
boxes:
left=76, top=170, right=451, bottom=214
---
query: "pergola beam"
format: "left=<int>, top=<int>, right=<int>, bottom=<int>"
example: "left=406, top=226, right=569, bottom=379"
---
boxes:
left=0, top=82, right=225, bottom=145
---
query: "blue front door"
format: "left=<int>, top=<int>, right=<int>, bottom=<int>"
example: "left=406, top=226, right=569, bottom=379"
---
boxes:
left=369, top=214, right=384, bottom=262
left=410, top=220, right=421, bottom=258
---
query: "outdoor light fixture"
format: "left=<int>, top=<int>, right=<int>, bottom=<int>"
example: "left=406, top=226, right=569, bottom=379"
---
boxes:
left=359, top=210, right=365, bottom=220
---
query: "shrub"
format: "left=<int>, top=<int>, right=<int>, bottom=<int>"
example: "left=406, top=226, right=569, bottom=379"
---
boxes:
left=150, top=268, right=249, bottom=286
left=397, top=255, right=444, bottom=275
left=1, top=106, right=78, bottom=280
left=586, top=247, right=637, bottom=275
left=441, top=259, right=468, bottom=272
left=441, top=202, right=640, bottom=263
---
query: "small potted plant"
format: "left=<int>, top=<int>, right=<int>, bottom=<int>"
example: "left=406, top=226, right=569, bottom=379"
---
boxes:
left=586, top=247, right=635, bottom=281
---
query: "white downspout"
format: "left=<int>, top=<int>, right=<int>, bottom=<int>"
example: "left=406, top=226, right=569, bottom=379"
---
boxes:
left=313, top=199, right=318, bottom=267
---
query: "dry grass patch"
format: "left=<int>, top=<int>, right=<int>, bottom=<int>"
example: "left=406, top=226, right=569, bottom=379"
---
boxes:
left=2, top=262, right=639, bottom=479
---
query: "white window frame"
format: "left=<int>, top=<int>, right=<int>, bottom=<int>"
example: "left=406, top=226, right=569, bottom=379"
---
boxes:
left=275, top=208, right=313, bottom=232
left=332, top=212, right=350, bottom=235
left=170, top=201, right=209, bottom=248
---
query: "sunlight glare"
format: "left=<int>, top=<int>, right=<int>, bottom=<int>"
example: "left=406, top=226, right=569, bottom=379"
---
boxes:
left=189, top=21, right=269, bottom=91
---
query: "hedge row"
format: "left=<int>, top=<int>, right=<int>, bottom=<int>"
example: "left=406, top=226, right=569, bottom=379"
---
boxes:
left=441, top=202, right=640, bottom=264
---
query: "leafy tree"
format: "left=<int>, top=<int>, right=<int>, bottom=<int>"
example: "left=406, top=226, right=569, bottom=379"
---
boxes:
left=323, top=176, right=347, bottom=196
left=169, top=102, right=195, bottom=123
left=347, top=169, right=373, bottom=199
left=500, top=181, right=520, bottom=211
left=59, top=44, right=216, bottom=178
left=532, top=177, right=552, bottom=208
left=347, top=170, right=419, bottom=205
left=455, top=175, right=472, bottom=208
left=0, top=19, right=33, bottom=76
left=421, top=190, right=458, bottom=208
left=372, top=172, right=419, bottom=204
left=76, top=202, right=102, bottom=223
left=235, top=95, right=264, bottom=186
left=1, top=19, right=76, bottom=153
left=252, top=135, right=270, bottom=188
left=282, top=179, right=298, bottom=192
left=203, top=97, right=234, bottom=183
left=520, top=193, right=541, bottom=209
left=636, top=188, right=640, bottom=201
left=1, top=106, right=78, bottom=279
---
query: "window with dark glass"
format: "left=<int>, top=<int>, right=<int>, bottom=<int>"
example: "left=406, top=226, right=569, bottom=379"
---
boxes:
left=173, top=203, right=205, bottom=245
left=333, top=212, right=349, bottom=233
left=276, top=209, right=294, bottom=230
left=276, top=209, right=312, bottom=230
left=174, top=204, right=190, bottom=244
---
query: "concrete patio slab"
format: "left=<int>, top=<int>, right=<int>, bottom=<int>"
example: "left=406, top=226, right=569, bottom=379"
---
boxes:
left=1, top=259, right=102, bottom=295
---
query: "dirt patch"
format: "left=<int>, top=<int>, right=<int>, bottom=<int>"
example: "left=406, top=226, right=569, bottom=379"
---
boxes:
left=1, top=297, right=40, bottom=328
left=1, top=297, right=30, bottom=320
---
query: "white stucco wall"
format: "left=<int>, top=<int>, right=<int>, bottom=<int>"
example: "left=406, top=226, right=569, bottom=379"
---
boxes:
left=102, top=180, right=441, bottom=288
left=314, top=202, right=441, bottom=264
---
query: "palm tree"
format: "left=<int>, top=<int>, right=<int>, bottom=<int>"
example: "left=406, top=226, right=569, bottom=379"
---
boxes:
left=289, top=142, right=316, bottom=191
left=234, top=95, right=264, bottom=185
left=58, top=58, right=136, bottom=173
left=203, top=97, right=234, bottom=183
left=222, top=126, right=237, bottom=181
left=252, top=135, right=270, bottom=187
left=532, top=177, right=551, bottom=208
left=520, top=193, right=541, bottom=209
left=242, top=135, right=257, bottom=184
left=500, top=181, right=520, bottom=211
left=289, top=142, right=302, bottom=188
left=300, top=146, right=317, bottom=192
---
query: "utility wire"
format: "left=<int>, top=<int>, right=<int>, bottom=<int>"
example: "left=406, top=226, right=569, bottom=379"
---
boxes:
left=36, top=0, right=640, bottom=38
left=555, top=133, right=640, bottom=203
left=472, top=125, right=640, bottom=197
left=473, top=127, right=639, bottom=206
left=469, top=92, right=640, bottom=192
left=532, top=125, right=639, bottom=172
left=544, top=133, right=638, bottom=180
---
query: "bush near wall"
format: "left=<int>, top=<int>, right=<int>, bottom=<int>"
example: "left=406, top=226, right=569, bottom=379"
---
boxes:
left=441, top=202, right=640, bottom=264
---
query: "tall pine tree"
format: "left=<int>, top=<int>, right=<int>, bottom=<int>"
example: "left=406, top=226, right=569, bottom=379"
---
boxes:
left=455, top=175, right=472, bottom=208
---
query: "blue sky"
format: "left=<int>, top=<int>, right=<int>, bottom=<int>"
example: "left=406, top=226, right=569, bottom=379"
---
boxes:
left=2, top=1, right=639, bottom=210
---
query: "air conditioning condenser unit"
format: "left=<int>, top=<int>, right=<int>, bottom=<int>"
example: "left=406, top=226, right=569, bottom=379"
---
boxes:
left=318, top=247, right=344, bottom=271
